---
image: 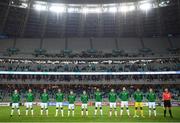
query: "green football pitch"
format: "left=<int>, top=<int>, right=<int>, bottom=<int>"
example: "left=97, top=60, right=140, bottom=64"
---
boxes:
left=0, top=106, right=179, bottom=122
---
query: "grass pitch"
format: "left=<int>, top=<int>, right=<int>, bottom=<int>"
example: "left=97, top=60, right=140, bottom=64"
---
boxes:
left=0, top=106, right=179, bottom=122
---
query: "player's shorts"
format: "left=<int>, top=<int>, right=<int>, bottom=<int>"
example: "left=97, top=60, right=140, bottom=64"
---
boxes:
left=68, top=104, right=75, bottom=109
left=56, top=102, right=63, bottom=107
left=81, top=104, right=88, bottom=109
left=95, top=102, right=102, bottom=107
left=26, top=102, right=33, bottom=108
left=148, top=102, right=156, bottom=108
left=12, top=103, right=19, bottom=108
left=109, top=102, right=116, bottom=108
left=121, top=101, right=128, bottom=107
left=41, top=103, right=48, bottom=109
left=164, top=100, right=171, bottom=107
left=135, top=102, right=143, bottom=107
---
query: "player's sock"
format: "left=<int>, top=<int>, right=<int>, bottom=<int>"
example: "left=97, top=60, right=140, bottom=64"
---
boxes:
left=149, top=109, right=151, bottom=117
left=26, top=108, right=28, bottom=115
left=94, top=107, right=97, bottom=115
left=153, top=108, right=156, bottom=116
left=109, top=108, right=112, bottom=116
left=41, top=108, right=43, bottom=115
left=115, top=110, right=117, bottom=116
left=11, top=108, right=14, bottom=116
left=55, top=108, right=58, bottom=116
left=110, top=109, right=112, bottom=116
left=68, top=109, right=70, bottom=117
left=81, top=109, right=83, bottom=116
left=86, top=109, right=88, bottom=116
left=120, top=108, right=123, bottom=115
left=164, top=109, right=166, bottom=117
left=31, top=108, right=34, bottom=116
left=126, top=107, right=130, bottom=116
left=60, top=107, right=63, bottom=116
left=17, top=109, right=20, bottom=116
left=100, top=107, right=103, bottom=116
left=169, top=109, right=173, bottom=118
left=72, top=109, right=74, bottom=117
left=134, top=107, right=137, bottom=117
left=140, top=107, right=144, bottom=117
left=46, top=108, right=48, bottom=116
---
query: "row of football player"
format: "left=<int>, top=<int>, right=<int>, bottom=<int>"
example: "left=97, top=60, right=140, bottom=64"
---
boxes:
left=10, top=87, right=173, bottom=118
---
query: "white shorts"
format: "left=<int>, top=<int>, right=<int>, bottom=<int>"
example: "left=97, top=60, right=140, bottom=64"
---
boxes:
left=56, top=102, right=63, bottom=107
left=121, top=101, right=128, bottom=107
left=26, top=102, right=33, bottom=108
left=81, top=104, right=88, bottom=109
left=148, top=102, right=156, bottom=108
left=68, top=104, right=75, bottom=109
left=110, top=102, right=116, bottom=108
left=12, top=103, right=19, bottom=108
left=41, top=103, right=48, bottom=109
left=95, top=102, right=102, bottom=107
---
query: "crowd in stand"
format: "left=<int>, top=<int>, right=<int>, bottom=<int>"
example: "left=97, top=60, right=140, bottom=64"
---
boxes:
left=0, top=58, right=179, bottom=82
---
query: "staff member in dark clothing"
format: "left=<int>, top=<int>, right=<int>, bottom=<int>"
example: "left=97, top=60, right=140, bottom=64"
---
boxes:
left=162, top=88, right=173, bottom=118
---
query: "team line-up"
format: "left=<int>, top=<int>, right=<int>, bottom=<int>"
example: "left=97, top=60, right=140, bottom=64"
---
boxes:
left=10, top=87, right=173, bottom=118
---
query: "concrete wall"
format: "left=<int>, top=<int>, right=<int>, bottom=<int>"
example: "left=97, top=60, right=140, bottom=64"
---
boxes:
left=0, top=37, right=178, bottom=53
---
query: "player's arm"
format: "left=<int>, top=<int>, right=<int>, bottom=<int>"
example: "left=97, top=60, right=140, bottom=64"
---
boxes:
left=17, top=94, right=20, bottom=102
left=62, top=93, right=64, bottom=101
left=162, top=93, right=165, bottom=101
left=146, top=93, right=149, bottom=101
left=108, top=93, right=110, bottom=101
left=55, top=93, right=57, bottom=101
left=47, top=94, right=49, bottom=101
left=11, top=94, right=13, bottom=102
left=154, top=93, right=157, bottom=101
left=119, top=92, right=121, bottom=101
left=32, top=93, right=35, bottom=101
left=40, top=94, right=42, bottom=101
left=141, top=93, right=143, bottom=100
left=80, top=95, right=83, bottom=102
left=133, top=93, right=136, bottom=101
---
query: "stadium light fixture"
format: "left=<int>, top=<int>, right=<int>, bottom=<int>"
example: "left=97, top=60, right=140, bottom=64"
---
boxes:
left=139, top=3, right=152, bottom=11
left=108, top=7, right=118, bottom=13
left=82, top=7, right=101, bottom=13
left=68, top=8, right=79, bottom=13
left=119, top=5, right=135, bottom=13
left=49, top=5, right=66, bottom=13
left=34, top=4, right=46, bottom=11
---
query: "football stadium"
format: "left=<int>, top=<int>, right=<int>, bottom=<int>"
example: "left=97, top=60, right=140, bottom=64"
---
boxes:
left=0, top=0, right=180, bottom=122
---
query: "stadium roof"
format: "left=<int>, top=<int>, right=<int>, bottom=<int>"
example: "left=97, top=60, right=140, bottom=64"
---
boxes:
left=0, top=0, right=179, bottom=38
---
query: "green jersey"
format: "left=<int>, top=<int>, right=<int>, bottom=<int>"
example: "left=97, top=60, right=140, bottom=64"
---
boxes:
left=108, top=92, right=117, bottom=102
left=68, top=94, right=76, bottom=104
left=134, top=91, right=143, bottom=102
left=26, top=92, right=34, bottom=102
left=95, top=91, right=102, bottom=102
left=147, top=92, right=156, bottom=102
left=119, top=91, right=129, bottom=101
left=11, top=93, right=20, bottom=103
left=81, top=94, right=88, bottom=104
left=56, top=93, right=64, bottom=102
left=41, top=93, right=49, bottom=103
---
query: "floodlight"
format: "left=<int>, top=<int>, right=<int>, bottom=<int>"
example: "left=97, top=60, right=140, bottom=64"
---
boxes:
left=139, top=3, right=152, bottom=11
left=49, top=5, right=66, bottom=13
left=34, top=4, right=46, bottom=11
left=82, top=7, right=89, bottom=13
left=68, top=8, right=79, bottom=13
left=119, top=6, right=129, bottom=12
left=82, top=7, right=101, bottom=13
left=108, top=7, right=117, bottom=13
left=119, top=5, right=135, bottom=12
